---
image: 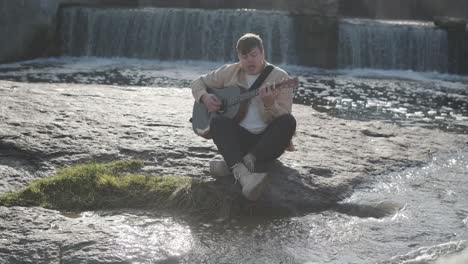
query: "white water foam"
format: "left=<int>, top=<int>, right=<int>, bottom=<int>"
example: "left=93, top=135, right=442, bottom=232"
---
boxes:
left=436, top=247, right=468, bottom=264
left=337, top=68, right=468, bottom=86
left=387, top=240, right=468, bottom=264
left=2, top=57, right=467, bottom=85
left=0, top=57, right=223, bottom=83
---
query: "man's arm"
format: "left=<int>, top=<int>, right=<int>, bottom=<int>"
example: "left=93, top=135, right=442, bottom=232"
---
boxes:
left=191, top=64, right=231, bottom=103
left=261, top=69, right=293, bottom=122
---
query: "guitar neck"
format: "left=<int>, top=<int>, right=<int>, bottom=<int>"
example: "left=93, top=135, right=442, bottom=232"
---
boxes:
left=229, top=89, right=258, bottom=106
left=235, top=88, right=260, bottom=103
left=227, top=78, right=297, bottom=106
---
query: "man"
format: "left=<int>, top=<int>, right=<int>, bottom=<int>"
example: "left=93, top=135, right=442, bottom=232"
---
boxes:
left=191, top=33, right=296, bottom=201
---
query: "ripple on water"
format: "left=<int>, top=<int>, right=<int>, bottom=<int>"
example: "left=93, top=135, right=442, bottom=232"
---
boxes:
left=383, top=240, right=468, bottom=264
left=68, top=211, right=193, bottom=262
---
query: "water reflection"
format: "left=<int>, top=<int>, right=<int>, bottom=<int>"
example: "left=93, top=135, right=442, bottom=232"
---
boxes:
left=184, top=150, right=468, bottom=263
left=65, top=211, right=193, bottom=263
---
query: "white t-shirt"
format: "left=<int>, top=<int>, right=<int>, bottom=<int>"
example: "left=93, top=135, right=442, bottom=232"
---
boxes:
left=239, top=74, right=268, bottom=134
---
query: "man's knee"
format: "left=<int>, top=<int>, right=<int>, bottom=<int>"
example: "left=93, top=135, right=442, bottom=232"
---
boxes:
left=276, top=113, right=296, bottom=131
left=210, top=115, right=234, bottom=131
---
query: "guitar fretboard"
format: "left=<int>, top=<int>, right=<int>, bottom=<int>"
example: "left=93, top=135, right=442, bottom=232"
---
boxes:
left=227, top=89, right=258, bottom=106
left=226, top=78, right=297, bottom=107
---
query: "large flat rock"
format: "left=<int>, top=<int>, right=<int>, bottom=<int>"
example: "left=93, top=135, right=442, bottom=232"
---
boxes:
left=0, top=80, right=465, bottom=193
left=0, top=79, right=467, bottom=263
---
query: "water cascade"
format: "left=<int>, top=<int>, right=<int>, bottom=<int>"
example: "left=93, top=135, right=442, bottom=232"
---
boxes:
left=60, top=7, right=297, bottom=64
left=338, top=19, right=449, bottom=72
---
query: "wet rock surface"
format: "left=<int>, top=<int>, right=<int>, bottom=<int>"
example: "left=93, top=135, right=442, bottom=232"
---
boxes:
left=1, top=80, right=464, bottom=193
left=0, top=79, right=467, bottom=262
left=0, top=207, right=126, bottom=264
left=2, top=59, right=467, bottom=132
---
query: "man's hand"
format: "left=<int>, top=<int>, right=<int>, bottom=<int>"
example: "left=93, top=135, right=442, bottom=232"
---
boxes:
left=201, top=93, right=222, bottom=112
left=259, top=83, right=279, bottom=107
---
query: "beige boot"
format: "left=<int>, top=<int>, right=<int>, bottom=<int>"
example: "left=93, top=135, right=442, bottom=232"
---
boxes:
left=209, top=160, right=232, bottom=178
left=232, top=163, right=267, bottom=201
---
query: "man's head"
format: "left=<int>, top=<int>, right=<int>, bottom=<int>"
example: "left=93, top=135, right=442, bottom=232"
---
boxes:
left=236, top=33, right=265, bottom=75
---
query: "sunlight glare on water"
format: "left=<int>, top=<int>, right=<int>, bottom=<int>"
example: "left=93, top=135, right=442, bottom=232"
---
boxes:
left=79, top=211, right=193, bottom=262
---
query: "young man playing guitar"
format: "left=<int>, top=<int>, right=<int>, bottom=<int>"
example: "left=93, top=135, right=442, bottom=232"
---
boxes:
left=191, top=33, right=296, bottom=201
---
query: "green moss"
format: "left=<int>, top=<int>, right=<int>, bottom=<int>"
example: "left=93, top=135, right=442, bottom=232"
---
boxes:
left=0, top=160, right=194, bottom=211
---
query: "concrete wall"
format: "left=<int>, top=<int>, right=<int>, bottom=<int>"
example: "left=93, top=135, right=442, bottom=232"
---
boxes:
left=0, top=0, right=161, bottom=63
left=294, top=14, right=338, bottom=68
left=0, top=0, right=60, bottom=63
left=0, top=0, right=339, bottom=65
left=338, top=0, right=468, bottom=20
left=0, top=0, right=466, bottom=72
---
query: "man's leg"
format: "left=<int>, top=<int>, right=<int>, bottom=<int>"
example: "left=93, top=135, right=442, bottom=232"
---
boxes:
left=210, top=115, right=268, bottom=201
left=209, top=115, right=245, bottom=167
left=249, top=113, right=296, bottom=163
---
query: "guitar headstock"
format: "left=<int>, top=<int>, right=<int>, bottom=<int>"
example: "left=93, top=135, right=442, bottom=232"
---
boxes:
left=278, top=77, right=299, bottom=89
left=267, top=77, right=299, bottom=91
left=253, top=77, right=299, bottom=97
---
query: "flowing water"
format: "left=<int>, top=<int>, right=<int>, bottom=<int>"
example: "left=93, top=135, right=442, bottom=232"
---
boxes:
left=0, top=57, right=467, bottom=263
left=58, top=7, right=460, bottom=74
left=61, top=150, right=468, bottom=263
left=338, top=19, right=449, bottom=72
left=59, top=7, right=296, bottom=64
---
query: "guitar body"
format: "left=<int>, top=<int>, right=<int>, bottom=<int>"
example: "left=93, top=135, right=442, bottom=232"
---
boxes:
left=192, top=86, right=243, bottom=139
left=191, top=77, right=298, bottom=139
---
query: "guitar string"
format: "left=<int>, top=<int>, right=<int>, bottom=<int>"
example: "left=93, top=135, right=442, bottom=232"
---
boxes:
left=226, top=79, right=297, bottom=107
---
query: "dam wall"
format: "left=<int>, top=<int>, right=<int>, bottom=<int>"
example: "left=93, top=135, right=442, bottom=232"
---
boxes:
left=0, top=0, right=466, bottom=74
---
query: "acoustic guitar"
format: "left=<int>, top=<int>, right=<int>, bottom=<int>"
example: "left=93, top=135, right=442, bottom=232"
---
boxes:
left=191, top=77, right=298, bottom=138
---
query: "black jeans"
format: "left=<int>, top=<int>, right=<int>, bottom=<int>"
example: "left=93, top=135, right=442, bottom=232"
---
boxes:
left=210, top=113, right=296, bottom=168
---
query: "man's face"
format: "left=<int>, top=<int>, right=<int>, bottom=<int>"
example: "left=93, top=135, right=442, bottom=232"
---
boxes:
left=238, top=47, right=265, bottom=75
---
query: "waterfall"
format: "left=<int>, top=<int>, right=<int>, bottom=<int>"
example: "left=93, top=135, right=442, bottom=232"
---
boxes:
left=338, top=19, right=449, bottom=72
left=59, top=7, right=297, bottom=64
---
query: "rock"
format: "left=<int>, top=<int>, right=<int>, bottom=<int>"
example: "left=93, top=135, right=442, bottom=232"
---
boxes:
left=0, top=206, right=143, bottom=263
left=361, top=128, right=394, bottom=138
left=209, top=160, right=352, bottom=217
left=0, top=79, right=464, bottom=197
left=333, top=200, right=403, bottom=218
left=0, top=78, right=466, bottom=262
left=0, top=79, right=464, bottom=214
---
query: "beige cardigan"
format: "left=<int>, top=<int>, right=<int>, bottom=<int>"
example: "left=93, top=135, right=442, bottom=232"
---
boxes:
left=191, top=62, right=295, bottom=150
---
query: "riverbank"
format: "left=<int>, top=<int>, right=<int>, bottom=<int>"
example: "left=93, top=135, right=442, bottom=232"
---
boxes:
left=1, top=74, right=467, bottom=262
left=1, top=79, right=464, bottom=194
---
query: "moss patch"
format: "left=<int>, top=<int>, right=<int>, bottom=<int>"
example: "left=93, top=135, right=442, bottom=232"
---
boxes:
left=0, top=160, right=194, bottom=211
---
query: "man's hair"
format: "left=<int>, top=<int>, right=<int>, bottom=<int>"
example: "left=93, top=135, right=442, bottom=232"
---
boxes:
left=236, top=33, right=264, bottom=55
